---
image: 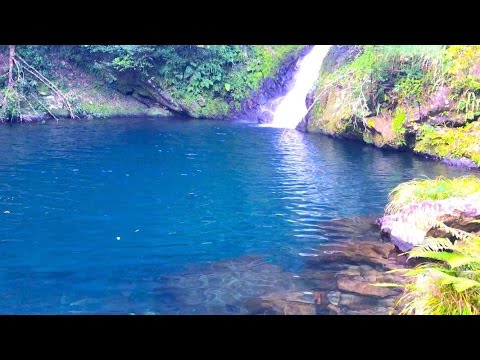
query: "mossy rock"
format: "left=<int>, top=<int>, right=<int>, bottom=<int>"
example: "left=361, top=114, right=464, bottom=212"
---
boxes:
left=366, top=115, right=406, bottom=149
left=307, top=88, right=355, bottom=136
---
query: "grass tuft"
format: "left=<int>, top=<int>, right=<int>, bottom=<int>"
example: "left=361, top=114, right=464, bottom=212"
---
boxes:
left=385, top=175, right=480, bottom=215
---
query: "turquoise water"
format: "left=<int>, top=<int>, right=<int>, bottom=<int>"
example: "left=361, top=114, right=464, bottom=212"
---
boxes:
left=0, top=118, right=469, bottom=314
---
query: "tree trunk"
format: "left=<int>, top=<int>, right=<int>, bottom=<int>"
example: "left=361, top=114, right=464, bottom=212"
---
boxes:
left=8, top=45, right=16, bottom=89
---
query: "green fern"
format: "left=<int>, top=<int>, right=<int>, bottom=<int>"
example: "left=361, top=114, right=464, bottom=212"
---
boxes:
left=399, top=222, right=480, bottom=315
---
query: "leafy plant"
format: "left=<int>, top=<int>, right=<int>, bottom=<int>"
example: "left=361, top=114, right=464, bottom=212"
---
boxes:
left=399, top=222, right=480, bottom=315
left=394, top=76, right=424, bottom=102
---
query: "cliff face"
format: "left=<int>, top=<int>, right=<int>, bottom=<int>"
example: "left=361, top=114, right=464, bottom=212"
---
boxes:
left=305, top=45, right=480, bottom=168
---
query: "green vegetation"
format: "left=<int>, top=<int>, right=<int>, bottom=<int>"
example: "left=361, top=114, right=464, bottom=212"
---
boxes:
left=308, top=45, right=480, bottom=161
left=400, top=222, right=480, bottom=315
left=0, top=45, right=304, bottom=121
left=385, top=176, right=480, bottom=214
left=73, top=45, right=303, bottom=117
left=415, top=122, right=480, bottom=165
left=392, top=107, right=407, bottom=144
left=381, top=176, right=480, bottom=314
left=311, top=45, right=445, bottom=122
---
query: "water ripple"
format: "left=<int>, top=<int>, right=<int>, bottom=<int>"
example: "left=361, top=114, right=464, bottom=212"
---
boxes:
left=0, top=118, right=473, bottom=314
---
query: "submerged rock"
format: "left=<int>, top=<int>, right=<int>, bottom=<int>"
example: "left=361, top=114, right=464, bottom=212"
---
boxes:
left=303, top=240, right=398, bottom=271
left=337, top=273, right=401, bottom=298
left=159, top=255, right=306, bottom=314
left=318, top=215, right=382, bottom=242
left=246, top=291, right=318, bottom=315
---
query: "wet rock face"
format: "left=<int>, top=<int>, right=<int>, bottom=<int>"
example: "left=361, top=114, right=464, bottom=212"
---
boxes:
left=238, top=46, right=313, bottom=123
left=320, top=46, right=362, bottom=74
left=440, top=157, right=478, bottom=169
left=407, top=86, right=466, bottom=128
left=379, top=193, right=480, bottom=251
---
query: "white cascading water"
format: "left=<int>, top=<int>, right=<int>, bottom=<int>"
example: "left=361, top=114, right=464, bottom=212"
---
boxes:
left=266, top=45, right=331, bottom=129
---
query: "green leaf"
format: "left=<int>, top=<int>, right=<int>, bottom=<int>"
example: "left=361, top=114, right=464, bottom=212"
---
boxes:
left=428, top=268, right=480, bottom=292
left=224, top=83, right=231, bottom=91
left=411, top=251, right=465, bottom=268
left=446, top=254, right=478, bottom=269
left=452, top=278, right=480, bottom=292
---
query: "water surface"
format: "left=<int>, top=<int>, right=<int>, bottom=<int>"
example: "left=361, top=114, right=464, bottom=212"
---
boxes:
left=0, top=117, right=470, bottom=314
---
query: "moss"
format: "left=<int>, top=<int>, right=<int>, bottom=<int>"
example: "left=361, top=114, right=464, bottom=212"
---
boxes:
left=73, top=87, right=158, bottom=118
left=363, top=131, right=374, bottom=144
left=251, top=45, right=303, bottom=83
left=392, top=106, right=407, bottom=145
left=307, top=88, right=356, bottom=135
left=414, top=122, right=480, bottom=165
left=371, top=131, right=387, bottom=147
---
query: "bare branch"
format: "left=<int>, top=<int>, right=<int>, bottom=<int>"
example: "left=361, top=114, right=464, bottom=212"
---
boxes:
left=15, top=54, right=77, bottom=119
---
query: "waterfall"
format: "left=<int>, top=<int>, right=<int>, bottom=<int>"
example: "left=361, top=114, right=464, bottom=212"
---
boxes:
left=265, top=45, right=331, bottom=129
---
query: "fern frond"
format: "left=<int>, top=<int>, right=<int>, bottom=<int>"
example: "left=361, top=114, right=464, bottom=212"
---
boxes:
left=409, top=237, right=454, bottom=254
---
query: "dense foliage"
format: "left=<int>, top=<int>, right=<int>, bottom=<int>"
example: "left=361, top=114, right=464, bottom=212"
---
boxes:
left=78, top=45, right=303, bottom=117
left=0, top=45, right=303, bottom=120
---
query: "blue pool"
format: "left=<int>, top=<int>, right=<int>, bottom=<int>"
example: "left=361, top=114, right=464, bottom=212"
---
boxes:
left=0, top=118, right=470, bottom=314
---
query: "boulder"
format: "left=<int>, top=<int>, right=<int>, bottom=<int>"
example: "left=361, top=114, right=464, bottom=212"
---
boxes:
left=379, top=193, right=480, bottom=251
left=363, top=114, right=406, bottom=149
